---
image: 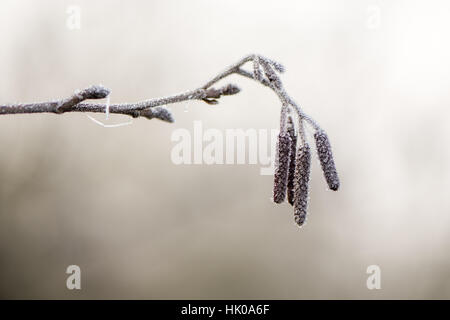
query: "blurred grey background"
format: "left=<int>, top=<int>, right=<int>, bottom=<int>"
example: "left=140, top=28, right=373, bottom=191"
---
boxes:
left=0, top=0, right=449, bottom=299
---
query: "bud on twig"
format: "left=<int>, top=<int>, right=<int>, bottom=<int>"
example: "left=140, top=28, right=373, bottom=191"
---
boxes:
left=139, top=107, right=174, bottom=123
left=56, top=85, right=110, bottom=113
left=314, top=130, right=340, bottom=191
left=260, top=60, right=282, bottom=90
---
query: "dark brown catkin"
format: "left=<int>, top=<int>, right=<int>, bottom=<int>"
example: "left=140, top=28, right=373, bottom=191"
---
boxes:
left=273, top=132, right=292, bottom=203
left=286, top=119, right=297, bottom=206
left=314, top=130, right=340, bottom=191
left=293, top=144, right=311, bottom=226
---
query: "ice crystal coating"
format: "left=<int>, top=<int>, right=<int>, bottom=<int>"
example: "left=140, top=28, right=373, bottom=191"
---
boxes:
left=261, top=62, right=282, bottom=90
left=293, top=144, right=311, bottom=226
left=253, top=58, right=263, bottom=81
left=269, top=60, right=285, bottom=73
left=314, top=130, right=339, bottom=191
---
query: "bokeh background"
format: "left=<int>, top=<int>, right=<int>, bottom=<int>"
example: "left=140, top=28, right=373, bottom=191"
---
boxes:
left=0, top=0, right=449, bottom=299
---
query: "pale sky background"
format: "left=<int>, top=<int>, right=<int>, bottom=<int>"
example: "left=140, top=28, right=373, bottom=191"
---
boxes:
left=0, top=0, right=449, bottom=299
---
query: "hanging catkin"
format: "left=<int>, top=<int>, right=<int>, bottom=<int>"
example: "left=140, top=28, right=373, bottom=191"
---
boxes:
left=293, top=144, right=311, bottom=226
left=314, top=130, right=340, bottom=191
left=286, top=117, right=297, bottom=206
left=273, top=132, right=292, bottom=203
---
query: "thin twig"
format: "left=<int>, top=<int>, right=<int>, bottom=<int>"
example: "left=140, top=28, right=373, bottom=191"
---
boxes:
left=0, top=84, right=240, bottom=123
left=0, top=54, right=319, bottom=128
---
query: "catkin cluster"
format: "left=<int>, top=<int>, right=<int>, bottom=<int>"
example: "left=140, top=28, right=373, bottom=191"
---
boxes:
left=273, top=114, right=339, bottom=227
left=250, top=55, right=340, bottom=228
left=253, top=55, right=339, bottom=226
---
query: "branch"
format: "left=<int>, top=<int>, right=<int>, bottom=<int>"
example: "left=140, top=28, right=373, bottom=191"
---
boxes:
left=0, top=83, right=240, bottom=123
left=0, top=54, right=316, bottom=127
left=0, top=54, right=340, bottom=228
